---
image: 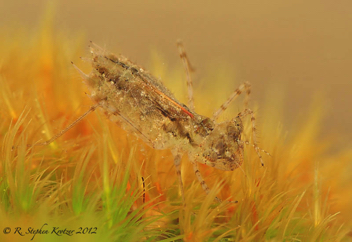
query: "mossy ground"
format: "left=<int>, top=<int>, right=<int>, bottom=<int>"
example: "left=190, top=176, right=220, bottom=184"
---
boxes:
left=0, top=11, right=351, bottom=242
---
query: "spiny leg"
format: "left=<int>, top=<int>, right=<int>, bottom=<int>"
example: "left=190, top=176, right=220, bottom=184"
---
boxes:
left=172, top=152, right=186, bottom=204
left=212, top=82, right=251, bottom=121
left=176, top=40, right=195, bottom=111
left=30, top=62, right=98, bottom=147
left=191, top=159, right=222, bottom=202
left=244, top=141, right=272, bottom=157
left=32, top=104, right=99, bottom=147
left=238, top=109, right=264, bottom=166
left=243, top=82, right=251, bottom=110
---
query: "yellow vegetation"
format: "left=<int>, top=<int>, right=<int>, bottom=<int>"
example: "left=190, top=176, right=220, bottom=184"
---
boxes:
left=0, top=11, right=351, bottom=242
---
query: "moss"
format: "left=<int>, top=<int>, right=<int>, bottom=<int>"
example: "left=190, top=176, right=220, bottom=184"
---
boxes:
left=0, top=8, right=351, bottom=242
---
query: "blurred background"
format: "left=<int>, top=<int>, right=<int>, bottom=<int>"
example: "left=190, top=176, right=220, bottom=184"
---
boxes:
left=1, top=0, right=351, bottom=150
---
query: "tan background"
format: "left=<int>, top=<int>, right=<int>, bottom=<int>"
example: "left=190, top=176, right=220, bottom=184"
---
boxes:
left=1, top=0, right=351, bottom=150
